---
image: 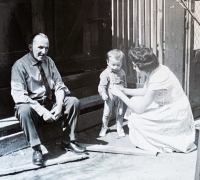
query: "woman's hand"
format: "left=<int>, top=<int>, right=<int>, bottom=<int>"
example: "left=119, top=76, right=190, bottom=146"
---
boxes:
left=110, top=86, right=124, bottom=97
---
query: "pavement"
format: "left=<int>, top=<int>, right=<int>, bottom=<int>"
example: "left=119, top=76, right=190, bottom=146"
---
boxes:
left=0, top=120, right=198, bottom=180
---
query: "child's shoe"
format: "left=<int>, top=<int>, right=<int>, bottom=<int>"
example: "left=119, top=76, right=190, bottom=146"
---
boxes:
left=99, top=126, right=109, bottom=137
left=117, top=126, right=125, bottom=137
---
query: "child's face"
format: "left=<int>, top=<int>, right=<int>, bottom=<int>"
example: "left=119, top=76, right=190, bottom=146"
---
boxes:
left=107, top=57, right=122, bottom=72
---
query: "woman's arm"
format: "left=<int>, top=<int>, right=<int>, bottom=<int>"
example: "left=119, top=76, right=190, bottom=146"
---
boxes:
left=111, top=87, right=158, bottom=114
left=123, top=85, right=147, bottom=96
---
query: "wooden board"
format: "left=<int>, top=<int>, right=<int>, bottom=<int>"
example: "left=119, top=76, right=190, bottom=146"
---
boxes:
left=78, top=143, right=157, bottom=156
left=0, top=154, right=89, bottom=176
left=164, top=0, right=185, bottom=85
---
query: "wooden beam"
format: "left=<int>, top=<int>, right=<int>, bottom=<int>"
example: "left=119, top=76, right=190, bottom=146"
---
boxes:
left=0, top=0, right=30, bottom=3
left=78, top=143, right=157, bottom=156
left=31, top=0, right=45, bottom=34
left=164, top=0, right=185, bottom=84
left=59, top=0, right=97, bottom=59
left=195, top=129, right=200, bottom=180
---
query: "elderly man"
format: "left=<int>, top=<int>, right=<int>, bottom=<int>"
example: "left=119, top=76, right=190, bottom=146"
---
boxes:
left=11, top=33, right=86, bottom=166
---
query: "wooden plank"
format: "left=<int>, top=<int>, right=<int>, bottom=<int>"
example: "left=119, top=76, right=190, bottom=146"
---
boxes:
left=128, top=0, right=134, bottom=48
left=188, top=0, right=200, bottom=112
left=157, top=0, right=164, bottom=64
left=112, top=0, right=118, bottom=49
left=90, top=1, right=99, bottom=57
left=139, top=0, right=145, bottom=45
left=83, top=22, right=91, bottom=58
left=0, top=0, right=29, bottom=3
left=62, top=70, right=102, bottom=90
left=70, top=83, right=98, bottom=98
left=117, top=0, right=123, bottom=48
left=145, top=0, right=151, bottom=48
left=164, top=0, right=185, bottom=85
left=195, top=128, right=200, bottom=180
left=55, top=57, right=102, bottom=75
left=78, top=143, right=157, bottom=156
left=0, top=154, right=89, bottom=176
left=58, top=0, right=97, bottom=59
left=133, top=0, right=139, bottom=47
left=151, top=0, right=157, bottom=55
left=44, top=0, right=55, bottom=57
left=31, top=0, right=45, bottom=34
left=80, top=94, right=103, bottom=110
left=123, top=0, right=128, bottom=75
left=126, top=0, right=136, bottom=84
left=98, top=0, right=112, bottom=66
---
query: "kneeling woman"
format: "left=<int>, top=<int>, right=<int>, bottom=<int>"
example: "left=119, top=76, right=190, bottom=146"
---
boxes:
left=110, top=46, right=195, bottom=153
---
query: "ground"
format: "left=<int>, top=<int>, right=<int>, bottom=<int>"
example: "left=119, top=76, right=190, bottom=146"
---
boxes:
left=0, top=120, right=198, bottom=180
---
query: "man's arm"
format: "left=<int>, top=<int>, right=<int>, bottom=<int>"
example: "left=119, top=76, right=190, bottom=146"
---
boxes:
left=50, top=89, right=65, bottom=121
left=11, top=63, right=49, bottom=117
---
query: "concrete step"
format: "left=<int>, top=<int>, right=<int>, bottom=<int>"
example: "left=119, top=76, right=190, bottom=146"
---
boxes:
left=0, top=94, right=106, bottom=156
left=0, top=94, right=103, bottom=138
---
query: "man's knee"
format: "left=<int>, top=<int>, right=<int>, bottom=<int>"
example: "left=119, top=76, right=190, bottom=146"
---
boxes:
left=16, top=104, right=32, bottom=118
left=64, top=96, right=80, bottom=108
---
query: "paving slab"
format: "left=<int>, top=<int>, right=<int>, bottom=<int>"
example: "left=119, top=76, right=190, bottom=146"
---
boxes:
left=0, top=119, right=198, bottom=180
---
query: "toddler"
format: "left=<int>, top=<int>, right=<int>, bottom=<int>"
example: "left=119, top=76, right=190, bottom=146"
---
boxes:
left=98, top=49, right=127, bottom=137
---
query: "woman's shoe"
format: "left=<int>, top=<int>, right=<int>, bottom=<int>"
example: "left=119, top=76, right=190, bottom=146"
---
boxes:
left=99, top=126, right=109, bottom=137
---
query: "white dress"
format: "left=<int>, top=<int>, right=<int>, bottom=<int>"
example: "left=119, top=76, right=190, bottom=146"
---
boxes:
left=125, top=65, right=196, bottom=153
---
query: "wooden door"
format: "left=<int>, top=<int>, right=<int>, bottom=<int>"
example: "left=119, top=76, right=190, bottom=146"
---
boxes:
left=42, top=0, right=112, bottom=98
left=0, top=0, right=111, bottom=118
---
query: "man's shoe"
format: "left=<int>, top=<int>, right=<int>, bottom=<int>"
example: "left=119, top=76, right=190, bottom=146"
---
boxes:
left=32, top=150, right=43, bottom=166
left=60, top=141, right=86, bottom=154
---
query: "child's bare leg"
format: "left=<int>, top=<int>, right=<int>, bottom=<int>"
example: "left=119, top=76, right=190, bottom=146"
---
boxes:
left=99, top=99, right=113, bottom=137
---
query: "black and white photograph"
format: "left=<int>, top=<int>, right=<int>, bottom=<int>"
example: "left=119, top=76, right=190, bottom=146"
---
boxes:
left=0, top=0, right=200, bottom=179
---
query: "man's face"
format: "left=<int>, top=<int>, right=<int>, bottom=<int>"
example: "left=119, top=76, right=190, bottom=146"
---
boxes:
left=29, top=35, right=49, bottom=61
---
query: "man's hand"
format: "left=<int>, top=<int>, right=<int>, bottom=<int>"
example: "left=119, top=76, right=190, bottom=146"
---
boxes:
left=43, top=110, right=56, bottom=123
left=50, top=103, right=63, bottom=121
left=101, top=93, right=109, bottom=101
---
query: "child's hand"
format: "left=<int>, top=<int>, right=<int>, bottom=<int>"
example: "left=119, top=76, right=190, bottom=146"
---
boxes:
left=102, top=93, right=109, bottom=101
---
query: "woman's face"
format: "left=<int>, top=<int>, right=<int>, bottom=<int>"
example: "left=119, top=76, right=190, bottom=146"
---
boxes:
left=132, top=62, right=147, bottom=76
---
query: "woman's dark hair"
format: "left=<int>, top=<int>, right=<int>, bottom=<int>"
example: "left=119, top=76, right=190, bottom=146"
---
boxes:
left=128, top=46, right=159, bottom=73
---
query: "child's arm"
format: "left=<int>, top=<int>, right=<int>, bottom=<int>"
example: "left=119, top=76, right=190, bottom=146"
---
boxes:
left=98, top=71, right=109, bottom=101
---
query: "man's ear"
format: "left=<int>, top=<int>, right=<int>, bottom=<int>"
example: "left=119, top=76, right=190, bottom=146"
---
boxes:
left=28, top=44, right=32, bottom=51
left=106, top=59, right=109, bottom=65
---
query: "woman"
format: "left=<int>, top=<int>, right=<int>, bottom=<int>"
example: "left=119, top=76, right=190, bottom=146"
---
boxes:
left=110, top=46, right=196, bottom=153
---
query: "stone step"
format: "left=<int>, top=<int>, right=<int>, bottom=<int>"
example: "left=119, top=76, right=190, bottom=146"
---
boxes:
left=0, top=94, right=103, bottom=138
left=0, top=94, right=107, bottom=156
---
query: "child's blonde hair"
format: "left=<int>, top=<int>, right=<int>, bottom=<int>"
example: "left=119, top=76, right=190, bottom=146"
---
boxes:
left=107, top=49, right=125, bottom=62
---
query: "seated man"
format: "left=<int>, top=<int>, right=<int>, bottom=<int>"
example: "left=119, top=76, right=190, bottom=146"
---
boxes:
left=11, top=33, right=86, bottom=166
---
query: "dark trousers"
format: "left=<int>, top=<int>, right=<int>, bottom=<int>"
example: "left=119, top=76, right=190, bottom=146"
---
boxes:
left=15, top=96, right=80, bottom=147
